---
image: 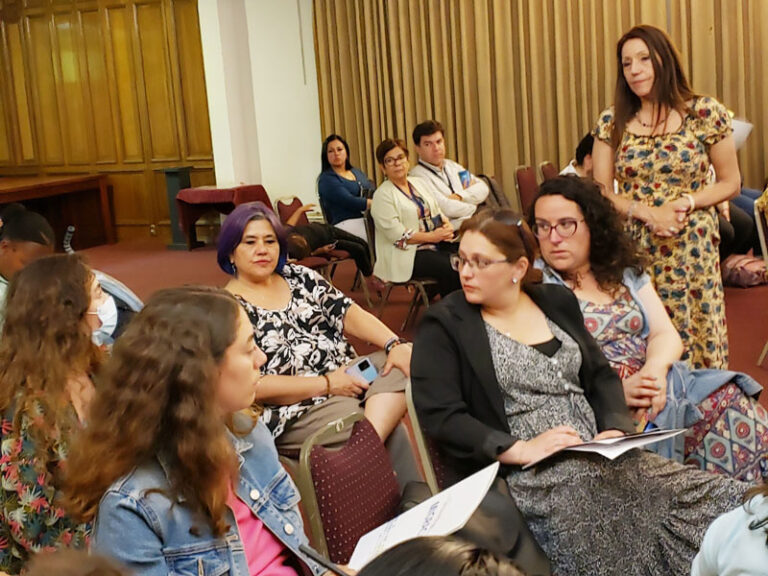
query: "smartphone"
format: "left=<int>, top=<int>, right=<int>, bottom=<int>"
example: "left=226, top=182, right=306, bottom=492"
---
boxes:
left=430, top=214, right=444, bottom=230
left=345, top=357, right=379, bottom=384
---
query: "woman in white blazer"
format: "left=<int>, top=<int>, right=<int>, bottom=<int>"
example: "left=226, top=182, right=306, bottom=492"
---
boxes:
left=370, top=138, right=461, bottom=297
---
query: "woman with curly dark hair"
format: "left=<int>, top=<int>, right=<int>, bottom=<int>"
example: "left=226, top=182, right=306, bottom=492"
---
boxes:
left=64, top=286, right=329, bottom=576
left=0, top=254, right=102, bottom=573
left=532, top=176, right=767, bottom=482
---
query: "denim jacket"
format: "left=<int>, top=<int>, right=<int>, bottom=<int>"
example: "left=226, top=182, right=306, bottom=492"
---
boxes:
left=92, top=418, right=324, bottom=576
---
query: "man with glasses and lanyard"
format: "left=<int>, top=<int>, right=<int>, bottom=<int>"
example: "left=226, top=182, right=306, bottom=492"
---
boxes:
left=409, top=120, right=489, bottom=230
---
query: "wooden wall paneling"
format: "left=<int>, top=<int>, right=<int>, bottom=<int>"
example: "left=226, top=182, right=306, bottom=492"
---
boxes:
left=6, top=22, right=37, bottom=162
left=81, top=8, right=117, bottom=163
left=105, top=4, right=144, bottom=162
left=26, top=13, right=65, bottom=164
left=53, top=10, right=91, bottom=164
left=0, top=26, right=12, bottom=164
left=107, top=170, right=153, bottom=228
left=135, top=0, right=179, bottom=162
left=171, top=0, right=211, bottom=160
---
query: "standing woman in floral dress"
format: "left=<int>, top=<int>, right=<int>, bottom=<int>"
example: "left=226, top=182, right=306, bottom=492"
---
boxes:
left=592, top=24, right=740, bottom=369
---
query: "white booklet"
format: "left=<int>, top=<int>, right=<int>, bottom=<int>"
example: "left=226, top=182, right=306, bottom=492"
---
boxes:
left=522, top=428, right=687, bottom=470
left=347, top=461, right=500, bottom=570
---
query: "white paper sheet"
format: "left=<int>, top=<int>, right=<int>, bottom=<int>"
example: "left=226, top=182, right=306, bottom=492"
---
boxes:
left=522, top=428, right=686, bottom=470
left=347, top=461, right=500, bottom=570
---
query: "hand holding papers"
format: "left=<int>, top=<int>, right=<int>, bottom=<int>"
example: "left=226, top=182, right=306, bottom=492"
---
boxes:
left=347, top=462, right=500, bottom=570
left=522, top=428, right=686, bottom=470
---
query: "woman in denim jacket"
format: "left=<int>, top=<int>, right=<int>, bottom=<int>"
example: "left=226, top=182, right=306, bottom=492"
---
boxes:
left=64, top=286, right=328, bottom=576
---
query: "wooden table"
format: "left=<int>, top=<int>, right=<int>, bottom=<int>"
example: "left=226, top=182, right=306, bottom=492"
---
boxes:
left=0, top=174, right=115, bottom=247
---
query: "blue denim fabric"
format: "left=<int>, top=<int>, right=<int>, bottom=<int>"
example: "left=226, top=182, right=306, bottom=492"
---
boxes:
left=92, top=418, right=324, bottom=576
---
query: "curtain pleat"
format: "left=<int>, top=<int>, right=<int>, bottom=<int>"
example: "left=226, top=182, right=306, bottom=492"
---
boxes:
left=313, top=0, right=768, bottom=209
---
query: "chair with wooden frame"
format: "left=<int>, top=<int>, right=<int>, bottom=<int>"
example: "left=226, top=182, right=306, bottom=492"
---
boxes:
left=538, top=161, right=558, bottom=182
left=295, top=413, right=401, bottom=563
left=515, top=165, right=539, bottom=216
left=755, top=190, right=768, bottom=366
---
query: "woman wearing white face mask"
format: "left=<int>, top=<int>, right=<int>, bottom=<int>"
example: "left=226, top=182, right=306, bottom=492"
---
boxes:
left=89, top=273, right=141, bottom=347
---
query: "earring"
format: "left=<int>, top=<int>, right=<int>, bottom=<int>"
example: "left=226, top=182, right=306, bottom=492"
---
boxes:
left=512, top=277, right=518, bottom=284
left=230, top=261, right=237, bottom=274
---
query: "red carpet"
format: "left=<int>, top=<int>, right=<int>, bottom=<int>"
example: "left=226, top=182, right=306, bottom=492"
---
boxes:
left=82, top=238, right=768, bottom=410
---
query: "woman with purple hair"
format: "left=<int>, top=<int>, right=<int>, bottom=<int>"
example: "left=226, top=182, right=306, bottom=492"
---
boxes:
left=217, top=202, right=414, bottom=474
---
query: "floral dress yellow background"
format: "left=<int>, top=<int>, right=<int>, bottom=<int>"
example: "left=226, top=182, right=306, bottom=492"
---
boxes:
left=595, top=97, right=731, bottom=369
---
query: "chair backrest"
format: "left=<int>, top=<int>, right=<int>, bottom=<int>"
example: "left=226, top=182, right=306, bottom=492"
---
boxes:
left=755, top=189, right=768, bottom=265
left=478, top=174, right=510, bottom=209
left=277, top=197, right=309, bottom=227
left=515, top=165, right=539, bottom=215
left=296, top=413, right=401, bottom=564
left=539, top=161, right=558, bottom=182
left=363, top=208, right=377, bottom=264
left=405, top=381, right=440, bottom=495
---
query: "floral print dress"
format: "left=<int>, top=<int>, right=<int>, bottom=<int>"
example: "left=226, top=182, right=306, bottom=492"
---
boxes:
left=0, top=400, right=89, bottom=573
left=594, top=97, right=731, bottom=369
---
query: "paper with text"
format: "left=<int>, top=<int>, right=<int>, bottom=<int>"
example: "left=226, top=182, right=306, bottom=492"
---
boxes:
left=347, top=461, right=499, bottom=570
left=522, top=428, right=686, bottom=470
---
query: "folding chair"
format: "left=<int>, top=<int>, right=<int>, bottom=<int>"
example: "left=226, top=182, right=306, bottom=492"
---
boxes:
left=755, top=191, right=768, bottom=366
left=295, top=413, right=401, bottom=563
left=538, top=161, right=558, bottom=182
left=405, top=381, right=442, bottom=495
left=515, top=166, right=539, bottom=216
left=364, top=209, right=436, bottom=331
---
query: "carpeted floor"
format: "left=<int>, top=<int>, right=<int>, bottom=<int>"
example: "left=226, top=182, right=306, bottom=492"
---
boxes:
left=82, top=237, right=768, bottom=409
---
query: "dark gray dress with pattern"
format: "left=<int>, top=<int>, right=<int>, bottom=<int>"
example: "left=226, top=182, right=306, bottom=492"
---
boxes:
left=486, top=319, right=747, bottom=576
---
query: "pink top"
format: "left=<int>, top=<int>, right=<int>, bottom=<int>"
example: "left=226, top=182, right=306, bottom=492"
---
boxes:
left=228, top=489, right=299, bottom=576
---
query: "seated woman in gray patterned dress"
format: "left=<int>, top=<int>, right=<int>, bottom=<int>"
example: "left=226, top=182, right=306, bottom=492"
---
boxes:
left=411, top=207, right=752, bottom=576
left=217, top=202, right=413, bottom=470
left=532, top=176, right=766, bottom=482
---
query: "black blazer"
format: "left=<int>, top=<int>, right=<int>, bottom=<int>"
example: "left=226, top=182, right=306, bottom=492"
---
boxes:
left=411, top=283, right=634, bottom=482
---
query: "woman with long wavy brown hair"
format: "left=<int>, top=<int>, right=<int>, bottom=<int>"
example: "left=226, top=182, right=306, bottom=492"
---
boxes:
left=0, top=254, right=102, bottom=574
left=64, top=286, right=328, bottom=576
left=592, top=24, right=740, bottom=370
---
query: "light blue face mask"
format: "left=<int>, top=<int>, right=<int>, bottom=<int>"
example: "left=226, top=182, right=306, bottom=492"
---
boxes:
left=92, top=294, right=118, bottom=346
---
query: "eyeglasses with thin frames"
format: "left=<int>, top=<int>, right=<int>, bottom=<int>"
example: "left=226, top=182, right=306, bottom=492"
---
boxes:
left=532, top=218, right=584, bottom=239
left=383, top=154, right=408, bottom=167
left=450, top=253, right=509, bottom=272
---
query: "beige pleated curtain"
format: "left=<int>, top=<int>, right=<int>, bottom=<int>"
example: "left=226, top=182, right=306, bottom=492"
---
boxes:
left=313, top=0, right=768, bottom=209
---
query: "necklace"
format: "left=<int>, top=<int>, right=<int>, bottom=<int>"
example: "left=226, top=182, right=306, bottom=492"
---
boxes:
left=635, top=111, right=667, bottom=128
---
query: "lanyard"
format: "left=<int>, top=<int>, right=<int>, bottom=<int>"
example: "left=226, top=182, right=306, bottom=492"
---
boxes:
left=418, top=160, right=456, bottom=194
left=396, top=182, right=428, bottom=220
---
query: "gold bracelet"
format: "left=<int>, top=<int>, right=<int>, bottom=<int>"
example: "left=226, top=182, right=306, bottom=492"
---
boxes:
left=322, top=374, right=331, bottom=396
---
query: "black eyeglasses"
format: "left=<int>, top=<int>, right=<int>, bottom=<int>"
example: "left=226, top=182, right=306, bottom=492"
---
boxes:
left=532, top=218, right=584, bottom=239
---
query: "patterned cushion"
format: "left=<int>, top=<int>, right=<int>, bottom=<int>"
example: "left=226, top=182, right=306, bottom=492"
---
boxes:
left=684, top=383, right=768, bottom=482
left=308, top=419, right=400, bottom=564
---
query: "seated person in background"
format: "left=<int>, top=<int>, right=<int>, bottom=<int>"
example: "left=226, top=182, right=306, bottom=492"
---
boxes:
left=0, top=203, right=54, bottom=328
left=64, top=287, right=330, bottom=576
left=217, top=203, right=418, bottom=482
left=371, top=138, right=461, bottom=297
left=283, top=202, right=383, bottom=293
left=532, top=176, right=766, bottom=481
left=409, top=120, right=489, bottom=229
left=357, top=536, right=526, bottom=576
left=0, top=255, right=101, bottom=573
left=692, top=483, right=768, bottom=576
left=411, top=207, right=749, bottom=576
left=559, top=133, right=594, bottom=177
left=318, top=133, right=375, bottom=241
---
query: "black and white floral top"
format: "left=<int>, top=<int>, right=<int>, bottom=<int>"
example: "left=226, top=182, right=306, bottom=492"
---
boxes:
left=235, top=263, right=356, bottom=437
